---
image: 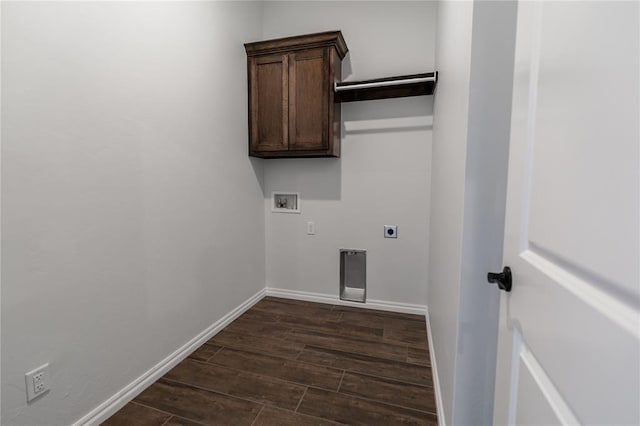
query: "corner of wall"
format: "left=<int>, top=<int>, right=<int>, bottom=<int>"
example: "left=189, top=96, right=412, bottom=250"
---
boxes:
left=426, top=307, right=446, bottom=426
left=428, top=0, right=475, bottom=422
left=72, top=288, right=267, bottom=425
left=0, top=0, right=3, bottom=420
left=257, top=0, right=266, bottom=40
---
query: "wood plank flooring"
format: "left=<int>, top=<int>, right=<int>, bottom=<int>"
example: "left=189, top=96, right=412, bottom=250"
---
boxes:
left=103, top=297, right=438, bottom=426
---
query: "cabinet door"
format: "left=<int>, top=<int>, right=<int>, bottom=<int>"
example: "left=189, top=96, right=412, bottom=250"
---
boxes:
left=288, top=48, right=329, bottom=151
left=249, top=54, right=288, bottom=153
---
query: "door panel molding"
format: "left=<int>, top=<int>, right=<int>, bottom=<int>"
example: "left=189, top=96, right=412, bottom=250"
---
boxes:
left=521, top=249, right=640, bottom=338
left=519, top=344, right=579, bottom=425
left=518, top=1, right=543, bottom=254
left=515, top=346, right=570, bottom=426
left=507, top=328, right=522, bottom=426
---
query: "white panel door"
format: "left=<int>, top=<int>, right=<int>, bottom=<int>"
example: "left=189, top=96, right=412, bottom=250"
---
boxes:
left=493, top=2, right=639, bottom=425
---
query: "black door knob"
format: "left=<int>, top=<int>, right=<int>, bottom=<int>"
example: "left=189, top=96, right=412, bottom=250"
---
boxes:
left=487, top=266, right=512, bottom=292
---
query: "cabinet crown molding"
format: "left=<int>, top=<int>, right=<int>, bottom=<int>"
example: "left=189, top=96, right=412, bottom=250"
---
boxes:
left=244, top=31, right=348, bottom=60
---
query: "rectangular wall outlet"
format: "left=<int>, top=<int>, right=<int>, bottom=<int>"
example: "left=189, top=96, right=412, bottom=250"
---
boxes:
left=307, top=221, right=316, bottom=235
left=25, top=363, right=50, bottom=402
left=384, top=225, right=398, bottom=239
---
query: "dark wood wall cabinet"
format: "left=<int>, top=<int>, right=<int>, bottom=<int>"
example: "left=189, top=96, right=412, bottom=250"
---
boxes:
left=245, top=31, right=348, bottom=158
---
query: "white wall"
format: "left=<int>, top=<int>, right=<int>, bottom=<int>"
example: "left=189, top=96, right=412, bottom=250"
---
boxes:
left=452, top=2, right=517, bottom=425
left=428, top=0, right=517, bottom=424
left=1, top=2, right=265, bottom=425
left=428, top=1, right=474, bottom=422
left=262, top=1, right=436, bottom=306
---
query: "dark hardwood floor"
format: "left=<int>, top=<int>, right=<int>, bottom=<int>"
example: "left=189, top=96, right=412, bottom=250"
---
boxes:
left=103, top=297, right=438, bottom=426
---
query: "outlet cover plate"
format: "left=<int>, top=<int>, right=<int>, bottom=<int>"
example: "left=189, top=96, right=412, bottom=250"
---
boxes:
left=384, top=225, right=398, bottom=239
left=25, top=363, right=50, bottom=402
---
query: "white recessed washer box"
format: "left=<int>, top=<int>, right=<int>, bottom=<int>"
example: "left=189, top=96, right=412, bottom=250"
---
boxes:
left=272, top=192, right=301, bottom=214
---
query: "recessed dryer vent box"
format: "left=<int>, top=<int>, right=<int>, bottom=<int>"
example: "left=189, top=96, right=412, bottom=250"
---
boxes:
left=272, top=192, right=300, bottom=213
left=340, top=249, right=366, bottom=303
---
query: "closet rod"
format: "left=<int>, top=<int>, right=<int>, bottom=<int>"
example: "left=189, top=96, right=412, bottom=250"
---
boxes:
left=334, top=75, right=436, bottom=92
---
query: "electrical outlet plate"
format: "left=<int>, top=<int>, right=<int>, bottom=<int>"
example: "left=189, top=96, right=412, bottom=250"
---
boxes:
left=384, top=225, right=398, bottom=239
left=25, top=363, right=50, bottom=402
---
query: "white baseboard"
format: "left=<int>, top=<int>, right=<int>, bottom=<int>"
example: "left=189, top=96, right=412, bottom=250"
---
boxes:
left=73, top=288, right=266, bottom=426
left=426, top=308, right=446, bottom=426
left=265, top=287, right=427, bottom=316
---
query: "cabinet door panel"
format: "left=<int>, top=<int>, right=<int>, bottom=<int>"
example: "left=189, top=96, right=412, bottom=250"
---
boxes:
left=289, top=48, right=329, bottom=151
left=249, top=54, right=288, bottom=153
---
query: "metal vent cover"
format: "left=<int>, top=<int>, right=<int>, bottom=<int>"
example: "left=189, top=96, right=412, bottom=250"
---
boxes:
left=340, top=249, right=366, bottom=303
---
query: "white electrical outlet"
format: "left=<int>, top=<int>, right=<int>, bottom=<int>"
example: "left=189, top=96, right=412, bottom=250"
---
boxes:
left=25, top=363, right=50, bottom=402
left=307, top=221, right=316, bottom=235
